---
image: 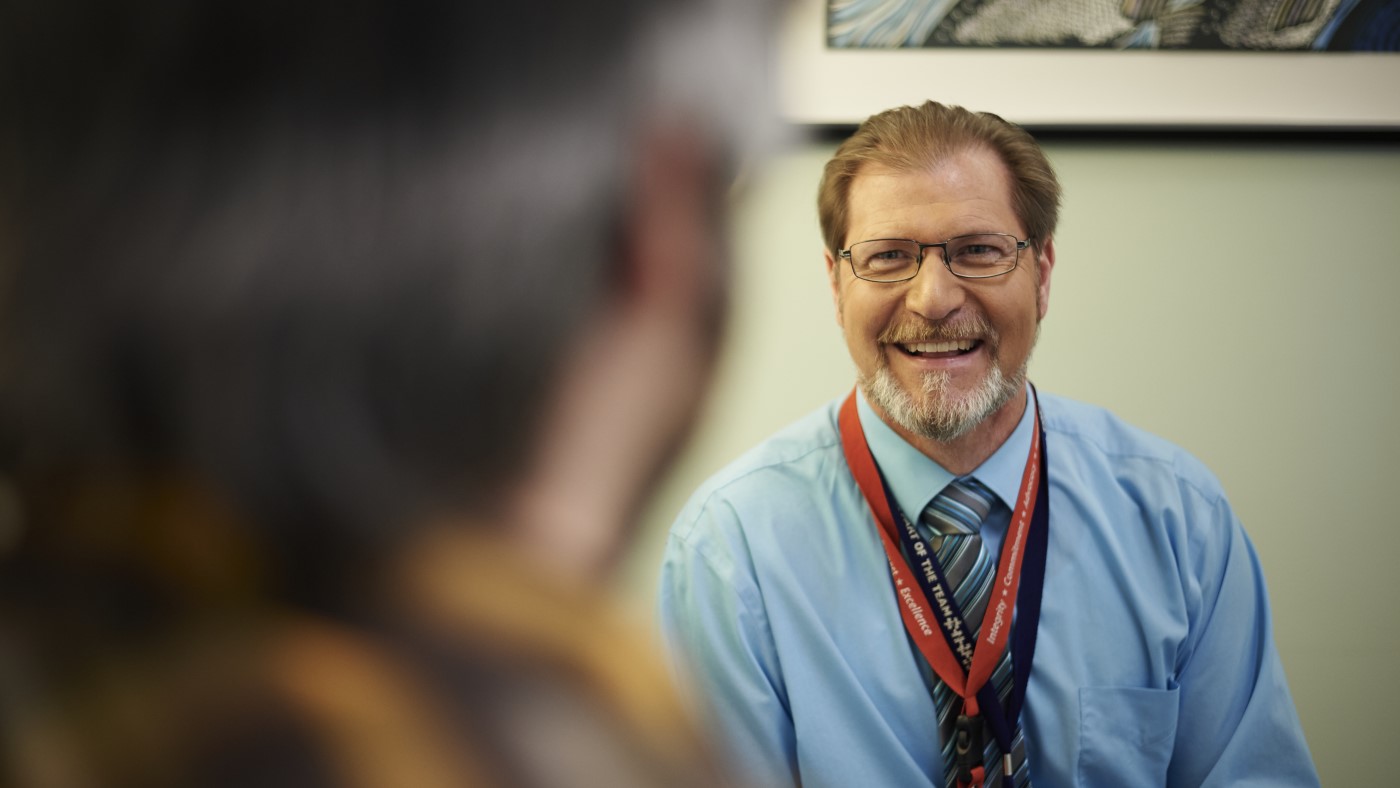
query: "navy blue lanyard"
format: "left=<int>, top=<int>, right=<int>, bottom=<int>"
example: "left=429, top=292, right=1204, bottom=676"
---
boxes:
left=852, top=393, right=1050, bottom=787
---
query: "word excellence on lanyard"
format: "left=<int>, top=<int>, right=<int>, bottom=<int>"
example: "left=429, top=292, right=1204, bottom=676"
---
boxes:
left=837, top=388, right=1050, bottom=788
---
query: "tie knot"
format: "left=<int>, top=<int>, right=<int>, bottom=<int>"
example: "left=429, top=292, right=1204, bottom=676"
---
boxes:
left=922, top=477, right=996, bottom=535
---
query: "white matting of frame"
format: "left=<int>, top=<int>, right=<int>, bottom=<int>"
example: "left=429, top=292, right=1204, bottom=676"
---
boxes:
left=778, top=0, right=1400, bottom=128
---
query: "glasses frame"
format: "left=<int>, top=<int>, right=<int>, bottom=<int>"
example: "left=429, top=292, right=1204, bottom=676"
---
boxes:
left=838, top=233, right=1031, bottom=282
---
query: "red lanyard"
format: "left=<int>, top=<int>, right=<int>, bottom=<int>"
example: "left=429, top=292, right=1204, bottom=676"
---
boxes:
left=838, top=389, right=1043, bottom=785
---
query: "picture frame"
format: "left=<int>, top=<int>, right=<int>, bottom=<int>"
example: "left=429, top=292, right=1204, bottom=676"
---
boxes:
left=777, top=0, right=1400, bottom=129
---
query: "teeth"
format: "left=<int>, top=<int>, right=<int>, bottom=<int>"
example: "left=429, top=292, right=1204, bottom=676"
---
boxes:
left=905, top=339, right=975, bottom=354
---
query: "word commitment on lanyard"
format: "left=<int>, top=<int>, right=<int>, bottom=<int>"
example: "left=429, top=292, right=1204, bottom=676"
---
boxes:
left=837, top=387, right=1050, bottom=788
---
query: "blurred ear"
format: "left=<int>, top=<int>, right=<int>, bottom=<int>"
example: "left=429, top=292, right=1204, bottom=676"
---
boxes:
left=618, top=124, right=722, bottom=318
left=509, top=126, right=726, bottom=582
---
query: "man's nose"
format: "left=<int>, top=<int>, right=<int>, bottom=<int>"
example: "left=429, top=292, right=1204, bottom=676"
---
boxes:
left=904, top=253, right=966, bottom=322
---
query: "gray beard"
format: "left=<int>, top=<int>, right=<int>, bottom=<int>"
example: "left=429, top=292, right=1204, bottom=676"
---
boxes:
left=861, top=354, right=1027, bottom=444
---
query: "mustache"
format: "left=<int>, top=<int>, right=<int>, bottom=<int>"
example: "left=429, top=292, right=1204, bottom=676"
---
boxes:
left=878, top=313, right=996, bottom=346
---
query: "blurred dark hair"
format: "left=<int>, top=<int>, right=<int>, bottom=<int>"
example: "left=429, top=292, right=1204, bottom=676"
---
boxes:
left=0, top=0, right=774, bottom=598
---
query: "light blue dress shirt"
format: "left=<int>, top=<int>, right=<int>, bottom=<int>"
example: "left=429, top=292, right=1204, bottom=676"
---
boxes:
left=657, top=387, right=1318, bottom=787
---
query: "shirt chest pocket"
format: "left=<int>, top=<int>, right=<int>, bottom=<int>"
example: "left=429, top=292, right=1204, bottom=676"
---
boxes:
left=1076, top=685, right=1180, bottom=787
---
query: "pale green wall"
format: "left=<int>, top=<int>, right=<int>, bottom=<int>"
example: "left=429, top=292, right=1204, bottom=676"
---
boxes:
left=621, top=138, right=1400, bottom=785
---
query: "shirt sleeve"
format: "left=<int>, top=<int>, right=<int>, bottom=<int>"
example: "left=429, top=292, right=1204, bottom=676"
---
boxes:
left=1167, top=492, right=1319, bottom=787
left=656, top=502, right=800, bottom=788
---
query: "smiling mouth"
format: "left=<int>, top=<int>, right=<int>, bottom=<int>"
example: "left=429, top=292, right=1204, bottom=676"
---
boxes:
left=898, top=339, right=981, bottom=358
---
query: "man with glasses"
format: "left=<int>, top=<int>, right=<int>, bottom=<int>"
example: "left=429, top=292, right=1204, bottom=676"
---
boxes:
left=658, top=101, right=1317, bottom=787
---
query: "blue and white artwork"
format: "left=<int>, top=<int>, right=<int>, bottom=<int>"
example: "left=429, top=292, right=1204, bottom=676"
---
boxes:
left=828, top=0, right=1400, bottom=49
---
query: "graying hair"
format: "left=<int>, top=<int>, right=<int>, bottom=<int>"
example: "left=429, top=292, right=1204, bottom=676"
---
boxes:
left=0, top=0, right=778, bottom=563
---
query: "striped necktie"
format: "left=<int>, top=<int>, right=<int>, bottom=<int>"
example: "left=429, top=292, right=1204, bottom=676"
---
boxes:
left=922, top=478, right=1030, bottom=788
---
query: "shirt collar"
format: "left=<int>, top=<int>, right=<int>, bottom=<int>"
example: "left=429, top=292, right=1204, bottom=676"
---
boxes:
left=855, top=383, right=1036, bottom=522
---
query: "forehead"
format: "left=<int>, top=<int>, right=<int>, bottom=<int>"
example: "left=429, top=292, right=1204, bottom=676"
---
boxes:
left=844, top=147, right=1020, bottom=244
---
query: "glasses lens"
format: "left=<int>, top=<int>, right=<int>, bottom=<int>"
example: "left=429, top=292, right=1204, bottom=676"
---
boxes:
left=946, top=234, right=1018, bottom=277
left=851, top=240, right=920, bottom=282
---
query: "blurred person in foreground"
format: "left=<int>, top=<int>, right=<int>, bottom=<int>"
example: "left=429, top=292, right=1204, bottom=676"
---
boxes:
left=658, top=101, right=1318, bottom=787
left=0, top=0, right=779, bottom=785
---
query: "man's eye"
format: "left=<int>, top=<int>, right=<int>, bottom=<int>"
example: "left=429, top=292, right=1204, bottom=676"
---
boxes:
left=864, top=250, right=914, bottom=271
left=951, top=242, right=1012, bottom=267
left=870, top=250, right=912, bottom=261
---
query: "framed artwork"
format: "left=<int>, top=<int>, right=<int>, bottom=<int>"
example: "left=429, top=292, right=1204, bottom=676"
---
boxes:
left=778, top=0, right=1400, bottom=128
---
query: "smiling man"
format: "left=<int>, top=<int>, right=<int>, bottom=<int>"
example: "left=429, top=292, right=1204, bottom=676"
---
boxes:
left=658, top=102, right=1318, bottom=788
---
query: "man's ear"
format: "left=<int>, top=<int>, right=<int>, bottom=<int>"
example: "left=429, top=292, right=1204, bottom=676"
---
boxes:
left=1035, top=236, right=1055, bottom=322
left=825, top=247, right=843, bottom=326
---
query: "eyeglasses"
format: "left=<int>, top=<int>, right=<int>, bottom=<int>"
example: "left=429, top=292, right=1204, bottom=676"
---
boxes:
left=838, top=233, right=1029, bottom=283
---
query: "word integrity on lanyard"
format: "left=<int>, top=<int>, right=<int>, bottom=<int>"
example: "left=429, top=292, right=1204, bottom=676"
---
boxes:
left=838, top=387, right=1050, bottom=788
